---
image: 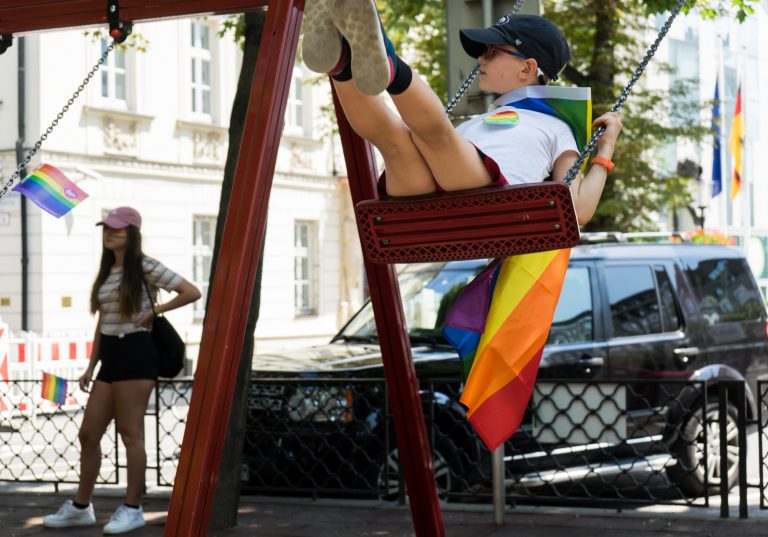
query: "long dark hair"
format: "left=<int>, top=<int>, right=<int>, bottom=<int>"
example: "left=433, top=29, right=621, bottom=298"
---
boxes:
left=90, top=225, right=145, bottom=319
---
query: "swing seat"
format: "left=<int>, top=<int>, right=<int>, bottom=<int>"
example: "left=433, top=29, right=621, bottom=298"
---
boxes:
left=355, top=182, right=580, bottom=264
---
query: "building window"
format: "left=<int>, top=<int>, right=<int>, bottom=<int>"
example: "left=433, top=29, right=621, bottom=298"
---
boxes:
left=284, top=66, right=306, bottom=135
left=100, top=39, right=127, bottom=105
left=192, top=216, right=217, bottom=320
left=190, top=21, right=212, bottom=117
left=294, top=220, right=318, bottom=316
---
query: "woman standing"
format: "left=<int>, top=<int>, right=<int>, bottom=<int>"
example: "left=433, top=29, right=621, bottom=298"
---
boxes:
left=43, top=206, right=201, bottom=534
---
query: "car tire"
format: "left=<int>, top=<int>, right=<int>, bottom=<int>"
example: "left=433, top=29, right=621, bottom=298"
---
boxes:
left=667, top=399, right=739, bottom=496
left=377, top=433, right=464, bottom=501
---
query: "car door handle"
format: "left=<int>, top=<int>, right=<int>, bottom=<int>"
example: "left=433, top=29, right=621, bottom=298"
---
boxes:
left=579, top=355, right=604, bottom=367
left=673, top=347, right=700, bottom=363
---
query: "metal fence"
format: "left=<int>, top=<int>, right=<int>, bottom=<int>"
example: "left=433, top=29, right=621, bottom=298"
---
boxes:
left=0, top=379, right=191, bottom=490
left=0, top=376, right=764, bottom=516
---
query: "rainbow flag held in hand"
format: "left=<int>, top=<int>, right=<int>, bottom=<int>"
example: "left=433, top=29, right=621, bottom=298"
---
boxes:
left=41, top=372, right=68, bottom=405
left=13, top=163, right=88, bottom=218
left=443, top=250, right=570, bottom=451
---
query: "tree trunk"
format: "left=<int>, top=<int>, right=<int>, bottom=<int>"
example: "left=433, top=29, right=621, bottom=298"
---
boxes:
left=207, top=10, right=267, bottom=530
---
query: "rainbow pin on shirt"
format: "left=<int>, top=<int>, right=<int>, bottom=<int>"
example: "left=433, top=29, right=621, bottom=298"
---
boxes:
left=483, top=110, right=520, bottom=126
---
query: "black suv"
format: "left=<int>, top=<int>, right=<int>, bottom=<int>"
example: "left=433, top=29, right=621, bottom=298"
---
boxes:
left=244, top=236, right=768, bottom=500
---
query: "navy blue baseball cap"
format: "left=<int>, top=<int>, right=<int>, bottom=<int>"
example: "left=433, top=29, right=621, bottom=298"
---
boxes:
left=460, top=15, right=570, bottom=81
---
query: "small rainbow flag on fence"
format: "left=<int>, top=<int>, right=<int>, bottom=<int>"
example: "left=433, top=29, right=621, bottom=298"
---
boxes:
left=12, top=163, right=88, bottom=218
left=41, top=372, right=68, bottom=405
left=443, top=249, right=570, bottom=451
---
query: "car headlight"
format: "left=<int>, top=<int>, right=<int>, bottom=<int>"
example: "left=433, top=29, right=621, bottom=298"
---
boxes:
left=287, top=386, right=353, bottom=423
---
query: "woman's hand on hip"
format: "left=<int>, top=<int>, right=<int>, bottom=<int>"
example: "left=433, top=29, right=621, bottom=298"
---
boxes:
left=135, top=310, right=155, bottom=329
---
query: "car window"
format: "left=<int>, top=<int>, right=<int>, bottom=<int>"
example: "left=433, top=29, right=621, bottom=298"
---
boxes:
left=656, top=266, right=681, bottom=332
left=338, top=261, right=486, bottom=339
left=547, top=266, right=593, bottom=345
left=685, top=258, right=764, bottom=325
left=605, top=265, right=662, bottom=337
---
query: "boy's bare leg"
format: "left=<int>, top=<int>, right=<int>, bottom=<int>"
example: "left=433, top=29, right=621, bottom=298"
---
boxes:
left=329, top=0, right=492, bottom=192
left=332, top=79, right=436, bottom=196
left=390, top=76, right=493, bottom=191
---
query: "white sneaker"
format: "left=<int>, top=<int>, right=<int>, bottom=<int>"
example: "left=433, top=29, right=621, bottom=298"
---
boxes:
left=103, top=504, right=145, bottom=534
left=43, top=500, right=96, bottom=528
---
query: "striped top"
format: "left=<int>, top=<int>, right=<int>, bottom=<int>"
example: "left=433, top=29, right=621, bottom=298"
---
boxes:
left=98, top=256, right=183, bottom=337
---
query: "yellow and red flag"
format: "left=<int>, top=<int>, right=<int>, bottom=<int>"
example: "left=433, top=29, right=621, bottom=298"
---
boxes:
left=729, top=84, right=744, bottom=200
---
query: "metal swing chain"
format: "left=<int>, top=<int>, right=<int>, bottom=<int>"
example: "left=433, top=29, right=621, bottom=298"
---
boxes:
left=564, top=0, right=687, bottom=184
left=444, top=0, right=526, bottom=114
left=0, top=41, right=116, bottom=201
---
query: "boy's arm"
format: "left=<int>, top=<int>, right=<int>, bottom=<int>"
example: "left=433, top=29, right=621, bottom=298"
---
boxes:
left=553, top=112, right=622, bottom=226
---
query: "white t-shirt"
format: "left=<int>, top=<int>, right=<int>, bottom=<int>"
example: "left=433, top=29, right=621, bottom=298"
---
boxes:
left=455, top=87, right=579, bottom=185
left=98, top=256, right=183, bottom=336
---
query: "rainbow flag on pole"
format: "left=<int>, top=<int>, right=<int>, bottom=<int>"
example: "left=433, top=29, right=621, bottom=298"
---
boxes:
left=444, top=250, right=571, bottom=451
left=41, top=372, right=68, bottom=405
left=12, top=163, right=88, bottom=218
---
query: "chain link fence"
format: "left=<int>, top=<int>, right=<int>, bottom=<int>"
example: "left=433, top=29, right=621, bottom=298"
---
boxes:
left=0, top=376, right=763, bottom=515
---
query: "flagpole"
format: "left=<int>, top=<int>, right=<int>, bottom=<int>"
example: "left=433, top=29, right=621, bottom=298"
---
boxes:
left=716, top=29, right=727, bottom=236
left=739, top=49, right=751, bottom=254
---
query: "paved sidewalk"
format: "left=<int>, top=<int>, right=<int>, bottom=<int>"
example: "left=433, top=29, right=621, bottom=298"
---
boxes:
left=2, top=484, right=767, bottom=536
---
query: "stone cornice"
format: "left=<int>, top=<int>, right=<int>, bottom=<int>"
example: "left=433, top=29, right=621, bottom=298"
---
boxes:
left=82, top=106, right=155, bottom=124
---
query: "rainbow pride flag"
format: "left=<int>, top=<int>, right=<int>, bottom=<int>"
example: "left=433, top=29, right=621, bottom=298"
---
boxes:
left=12, top=163, right=88, bottom=218
left=41, top=372, right=68, bottom=405
left=502, top=85, right=592, bottom=154
left=443, top=249, right=570, bottom=451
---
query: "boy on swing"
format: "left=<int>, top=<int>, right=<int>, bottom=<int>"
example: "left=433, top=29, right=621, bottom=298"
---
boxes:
left=303, top=0, right=622, bottom=225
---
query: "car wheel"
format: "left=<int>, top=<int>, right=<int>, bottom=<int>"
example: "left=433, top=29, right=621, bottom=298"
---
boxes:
left=667, top=399, right=739, bottom=496
left=377, top=435, right=463, bottom=501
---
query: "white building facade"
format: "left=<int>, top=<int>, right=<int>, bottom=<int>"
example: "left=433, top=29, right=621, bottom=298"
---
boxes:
left=0, top=16, right=363, bottom=360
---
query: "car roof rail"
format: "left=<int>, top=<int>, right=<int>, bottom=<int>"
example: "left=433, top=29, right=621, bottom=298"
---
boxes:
left=580, top=231, right=692, bottom=244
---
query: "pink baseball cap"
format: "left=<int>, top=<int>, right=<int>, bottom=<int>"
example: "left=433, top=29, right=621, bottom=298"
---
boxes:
left=96, top=206, right=142, bottom=229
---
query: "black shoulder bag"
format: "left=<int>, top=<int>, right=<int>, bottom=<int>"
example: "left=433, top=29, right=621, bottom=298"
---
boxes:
left=142, top=279, right=186, bottom=378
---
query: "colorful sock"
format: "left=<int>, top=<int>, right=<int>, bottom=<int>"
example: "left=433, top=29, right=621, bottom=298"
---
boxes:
left=386, top=59, right=412, bottom=95
left=72, top=501, right=89, bottom=509
left=330, top=38, right=352, bottom=82
left=375, top=14, right=412, bottom=94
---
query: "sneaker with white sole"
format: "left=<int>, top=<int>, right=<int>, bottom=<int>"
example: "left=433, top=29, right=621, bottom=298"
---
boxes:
left=303, top=0, right=343, bottom=74
left=103, top=504, right=145, bottom=534
left=43, top=500, right=96, bottom=528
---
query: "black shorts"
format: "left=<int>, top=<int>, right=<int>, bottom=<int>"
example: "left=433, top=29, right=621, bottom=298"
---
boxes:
left=96, top=331, right=159, bottom=383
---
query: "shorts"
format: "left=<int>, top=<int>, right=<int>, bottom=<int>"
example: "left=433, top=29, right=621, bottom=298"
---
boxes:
left=376, top=146, right=509, bottom=196
left=96, top=331, right=159, bottom=383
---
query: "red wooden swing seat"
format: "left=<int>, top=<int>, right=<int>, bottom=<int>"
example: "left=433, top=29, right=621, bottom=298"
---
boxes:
left=355, top=181, right=580, bottom=264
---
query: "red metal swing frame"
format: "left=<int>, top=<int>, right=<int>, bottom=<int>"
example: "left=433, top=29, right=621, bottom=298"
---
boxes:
left=1, top=2, right=581, bottom=535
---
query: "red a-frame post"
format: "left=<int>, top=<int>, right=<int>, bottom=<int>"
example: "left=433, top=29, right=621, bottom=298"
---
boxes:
left=0, top=1, right=444, bottom=536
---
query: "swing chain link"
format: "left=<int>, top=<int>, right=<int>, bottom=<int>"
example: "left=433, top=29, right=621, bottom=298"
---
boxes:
left=0, top=42, right=116, bottom=200
left=564, top=0, right=687, bottom=184
left=445, top=0, right=526, bottom=115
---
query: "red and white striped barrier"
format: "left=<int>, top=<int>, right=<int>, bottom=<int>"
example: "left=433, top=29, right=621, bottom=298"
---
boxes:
left=0, top=320, right=92, bottom=415
left=0, top=319, right=11, bottom=413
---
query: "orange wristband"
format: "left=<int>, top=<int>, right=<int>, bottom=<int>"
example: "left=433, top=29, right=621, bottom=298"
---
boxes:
left=592, top=156, right=615, bottom=173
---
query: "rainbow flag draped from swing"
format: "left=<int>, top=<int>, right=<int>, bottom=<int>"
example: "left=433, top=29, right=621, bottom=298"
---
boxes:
left=443, top=86, right=591, bottom=451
